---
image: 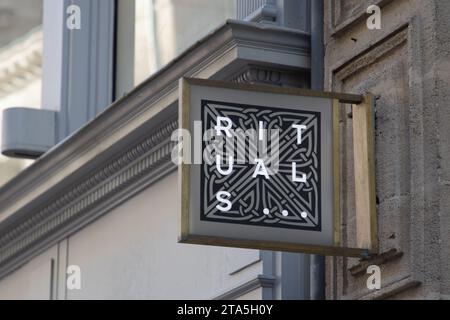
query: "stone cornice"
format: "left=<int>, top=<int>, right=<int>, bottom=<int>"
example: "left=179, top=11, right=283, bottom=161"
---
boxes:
left=0, top=20, right=310, bottom=279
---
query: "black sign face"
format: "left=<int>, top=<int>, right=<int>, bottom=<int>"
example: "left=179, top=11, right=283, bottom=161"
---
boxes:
left=200, top=100, right=322, bottom=231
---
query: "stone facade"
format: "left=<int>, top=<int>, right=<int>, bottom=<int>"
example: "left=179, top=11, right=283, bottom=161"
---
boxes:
left=325, top=0, right=450, bottom=300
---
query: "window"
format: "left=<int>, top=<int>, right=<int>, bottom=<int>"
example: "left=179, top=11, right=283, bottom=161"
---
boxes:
left=115, top=0, right=236, bottom=98
left=0, top=0, right=43, bottom=187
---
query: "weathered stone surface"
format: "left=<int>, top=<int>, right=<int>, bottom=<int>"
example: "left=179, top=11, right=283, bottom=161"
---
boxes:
left=325, top=0, right=450, bottom=299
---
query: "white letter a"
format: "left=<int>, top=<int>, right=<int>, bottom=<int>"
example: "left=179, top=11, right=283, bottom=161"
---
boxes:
left=253, top=159, right=270, bottom=179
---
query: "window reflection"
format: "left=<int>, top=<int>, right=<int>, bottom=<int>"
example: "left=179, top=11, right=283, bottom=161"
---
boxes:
left=0, top=0, right=42, bottom=187
left=118, top=0, right=236, bottom=95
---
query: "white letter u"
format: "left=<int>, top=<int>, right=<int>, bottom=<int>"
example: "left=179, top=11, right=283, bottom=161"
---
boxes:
left=216, top=155, right=233, bottom=175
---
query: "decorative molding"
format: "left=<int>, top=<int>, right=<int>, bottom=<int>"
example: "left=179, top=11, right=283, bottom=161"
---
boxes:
left=358, top=276, right=421, bottom=300
left=229, top=64, right=309, bottom=88
left=348, top=249, right=403, bottom=276
left=0, top=119, right=178, bottom=278
left=334, top=25, right=408, bottom=82
left=330, top=0, right=394, bottom=38
left=213, top=275, right=276, bottom=300
left=0, top=118, right=177, bottom=249
left=0, top=20, right=310, bottom=280
left=0, top=28, right=42, bottom=97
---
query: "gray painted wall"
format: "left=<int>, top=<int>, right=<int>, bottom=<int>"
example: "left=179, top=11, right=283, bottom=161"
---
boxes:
left=0, top=245, right=56, bottom=300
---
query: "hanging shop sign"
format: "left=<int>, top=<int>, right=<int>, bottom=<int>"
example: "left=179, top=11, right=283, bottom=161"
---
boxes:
left=177, top=78, right=377, bottom=257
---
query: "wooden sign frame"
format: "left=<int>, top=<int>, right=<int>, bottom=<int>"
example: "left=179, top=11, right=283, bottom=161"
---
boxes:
left=178, top=77, right=378, bottom=258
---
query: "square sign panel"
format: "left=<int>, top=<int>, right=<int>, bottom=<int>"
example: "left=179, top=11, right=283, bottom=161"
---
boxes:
left=179, top=78, right=372, bottom=257
left=200, top=100, right=322, bottom=232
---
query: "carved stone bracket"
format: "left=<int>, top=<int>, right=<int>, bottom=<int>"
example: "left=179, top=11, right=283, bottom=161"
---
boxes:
left=229, top=64, right=309, bottom=88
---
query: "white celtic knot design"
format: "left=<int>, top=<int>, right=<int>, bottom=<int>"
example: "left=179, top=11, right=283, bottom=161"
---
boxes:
left=201, top=100, right=321, bottom=231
